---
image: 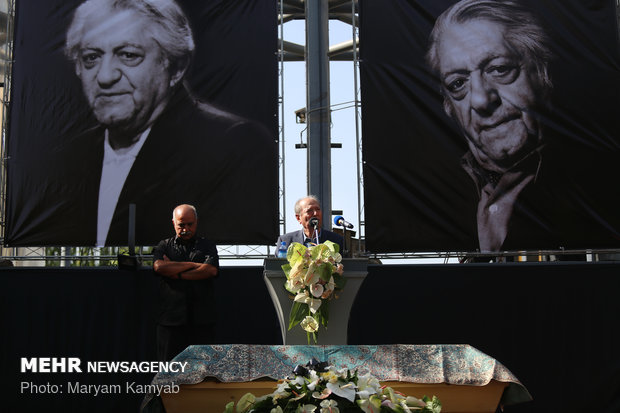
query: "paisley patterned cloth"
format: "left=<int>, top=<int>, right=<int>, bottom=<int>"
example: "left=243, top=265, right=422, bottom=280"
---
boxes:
left=141, top=344, right=531, bottom=411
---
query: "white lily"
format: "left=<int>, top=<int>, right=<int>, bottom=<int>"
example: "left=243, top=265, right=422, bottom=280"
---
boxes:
left=356, top=372, right=381, bottom=399
left=326, top=381, right=356, bottom=402
left=300, top=404, right=317, bottom=412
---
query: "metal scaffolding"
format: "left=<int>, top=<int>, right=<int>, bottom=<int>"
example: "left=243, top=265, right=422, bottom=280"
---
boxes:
left=1, top=1, right=618, bottom=265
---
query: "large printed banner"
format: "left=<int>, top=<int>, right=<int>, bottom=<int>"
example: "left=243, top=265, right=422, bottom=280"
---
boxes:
left=5, top=0, right=278, bottom=246
left=360, top=0, right=620, bottom=253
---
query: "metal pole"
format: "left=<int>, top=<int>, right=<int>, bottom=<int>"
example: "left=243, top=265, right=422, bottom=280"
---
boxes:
left=305, top=0, right=331, bottom=230
left=128, top=203, right=136, bottom=256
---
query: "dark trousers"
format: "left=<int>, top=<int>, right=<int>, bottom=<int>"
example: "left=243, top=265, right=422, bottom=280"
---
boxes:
left=156, top=323, right=215, bottom=361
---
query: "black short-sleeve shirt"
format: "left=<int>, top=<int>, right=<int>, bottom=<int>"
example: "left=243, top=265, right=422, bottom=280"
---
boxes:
left=152, top=236, right=219, bottom=326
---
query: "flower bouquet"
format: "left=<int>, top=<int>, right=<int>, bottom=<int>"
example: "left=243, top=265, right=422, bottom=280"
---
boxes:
left=281, top=241, right=346, bottom=344
left=223, top=359, right=442, bottom=413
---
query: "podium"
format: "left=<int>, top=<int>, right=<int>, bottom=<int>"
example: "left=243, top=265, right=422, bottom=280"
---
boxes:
left=263, top=258, right=368, bottom=344
left=142, top=345, right=532, bottom=413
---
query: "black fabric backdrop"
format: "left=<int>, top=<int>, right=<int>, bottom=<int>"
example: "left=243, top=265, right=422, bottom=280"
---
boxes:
left=359, top=0, right=620, bottom=253
left=2, top=263, right=620, bottom=413
left=5, top=0, right=278, bottom=246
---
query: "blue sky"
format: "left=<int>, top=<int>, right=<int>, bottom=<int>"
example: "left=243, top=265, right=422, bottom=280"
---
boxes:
left=280, top=19, right=362, bottom=239
left=219, top=18, right=459, bottom=265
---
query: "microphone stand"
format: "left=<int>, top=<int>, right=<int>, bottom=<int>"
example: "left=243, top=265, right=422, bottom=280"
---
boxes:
left=342, top=224, right=349, bottom=258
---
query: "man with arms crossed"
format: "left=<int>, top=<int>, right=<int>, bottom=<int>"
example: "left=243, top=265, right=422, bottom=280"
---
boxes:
left=153, top=204, right=218, bottom=361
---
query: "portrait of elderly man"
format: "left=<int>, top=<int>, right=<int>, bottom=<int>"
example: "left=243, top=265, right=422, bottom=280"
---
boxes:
left=357, top=0, right=619, bottom=254
left=53, top=0, right=275, bottom=246
left=3, top=0, right=277, bottom=246
left=425, top=0, right=555, bottom=252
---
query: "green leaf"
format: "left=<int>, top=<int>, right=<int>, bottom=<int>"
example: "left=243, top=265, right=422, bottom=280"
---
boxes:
left=317, top=262, right=332, bottom=282
left=236, top=393, right=256, bottom=413
left=421, top=395, right=442, bottom=413
left=317, top=300, right=330, bottom=327
left=333, top=273, right=347, bottom=290
left=324, top=240, right=339, bottom=254
left=288, top=301, right=308, bottom=330
left=287, top=242, right=307, bottom=264
left=281, top=263, right=292, bottom=278
left=310, top=244, right=322, bottom=260
left=223, top=401, right=234, bottom=413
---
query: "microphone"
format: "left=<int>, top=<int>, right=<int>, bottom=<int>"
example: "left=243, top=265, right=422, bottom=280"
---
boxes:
left=333, top=215, right=354, bottom=229
left=309, top=217, right=319, bottom=228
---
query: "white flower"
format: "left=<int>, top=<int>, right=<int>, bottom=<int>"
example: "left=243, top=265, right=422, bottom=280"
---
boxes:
left=286, top=278, right=304, bottom=293
left=326, top=381, right=356, bottom=402
left=294, top=290, right=322, bottom=313
left=306, top=370, right=320, bottom=391
left=356, top=373, right=381, bottom=399
left=304, top=262, right=320, bottom=286
left=292, top=376, right=305, bottom=386
left=356, top=395, right=383, bottom=413
left=311, top=388, right=331, bottom=399
left=319, top=399, right=339, bottom=413
left=321, top=276, right=335, bottom=298
left=289, top=261, right=306, bottom=280
left=405, top=396, right=426, bottom=408
left=300, top=404, right=317, bottom=412
left=320, top=370, right=339, bottom=384
left=286, top=262, right=306, bottom=293
left=310, top=283, right=324, bottom=298
left=270, top=407, right=283, bottom=413
left=300, top=316, right=319, bottom=333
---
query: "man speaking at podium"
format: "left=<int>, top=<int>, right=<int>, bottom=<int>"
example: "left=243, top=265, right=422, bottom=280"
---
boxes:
left=276, top=196, right=344, bottom=254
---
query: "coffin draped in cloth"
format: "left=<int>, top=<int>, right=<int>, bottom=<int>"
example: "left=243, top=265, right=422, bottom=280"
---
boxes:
left=141, top=344, right=531, bottom=412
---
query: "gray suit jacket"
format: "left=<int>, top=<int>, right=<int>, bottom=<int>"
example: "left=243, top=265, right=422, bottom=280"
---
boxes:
left=275, top=229, right=344, bottom=256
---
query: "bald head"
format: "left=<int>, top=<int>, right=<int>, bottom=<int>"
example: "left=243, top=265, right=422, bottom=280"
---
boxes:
left=172, top=204, right=197, bottom=240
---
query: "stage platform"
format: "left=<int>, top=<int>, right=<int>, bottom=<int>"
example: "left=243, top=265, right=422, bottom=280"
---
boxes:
left=2, top=261, right=620, bottom=412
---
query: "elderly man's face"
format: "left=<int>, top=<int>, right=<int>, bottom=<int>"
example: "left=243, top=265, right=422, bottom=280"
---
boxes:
left=296, top=198, right=322, bottom=236
left=173, top=206, right=197, bottom=241
left=75, top=8, right=180, bottom=136
left=437, top=19, right=541, bottom=172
